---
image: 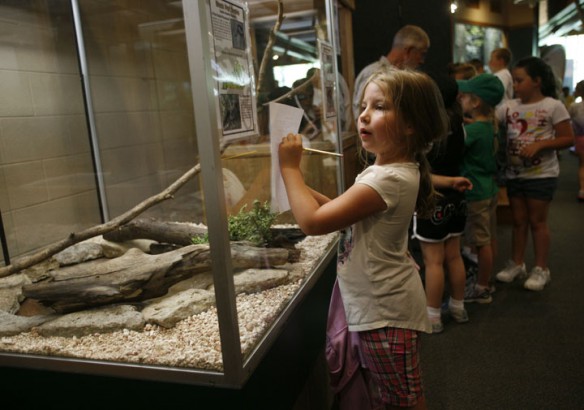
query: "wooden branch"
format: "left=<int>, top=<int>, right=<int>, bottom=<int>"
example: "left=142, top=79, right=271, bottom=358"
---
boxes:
left=264, top=71, right=318, bottom=106
left=0, top=142, right=235, bottom=278
left=103, top=218, right=305, bottom=262
left=23, top=242, right=290, bottom=313
left=256, top=0, right=284, bottom=95
left=0, top=164, right=198, bottom=278
left=103, top=218, right=208, bottom=246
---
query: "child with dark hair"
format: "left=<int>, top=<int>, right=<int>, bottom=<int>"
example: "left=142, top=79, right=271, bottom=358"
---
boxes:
left=495, top=56, right=574, bottom=291
left=449, top=62, right=477, bottom=80
left=412, top=73, right=473, bottom=333
left=469, top=58, right=485, bottom=75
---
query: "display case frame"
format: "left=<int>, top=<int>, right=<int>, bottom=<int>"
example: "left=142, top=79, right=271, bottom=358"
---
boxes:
left=0, top=0, right=344, bottom=389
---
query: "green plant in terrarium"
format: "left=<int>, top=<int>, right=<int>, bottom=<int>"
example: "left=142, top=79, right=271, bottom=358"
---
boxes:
left=191, top=200, right=276, bottom=247
left=191, top=234, right=209, bottom=245
left=228, top=200, right=276, bottom=246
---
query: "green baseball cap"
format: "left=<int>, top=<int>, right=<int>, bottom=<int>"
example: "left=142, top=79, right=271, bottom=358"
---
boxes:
left=457, top=73, right=504, bottom=107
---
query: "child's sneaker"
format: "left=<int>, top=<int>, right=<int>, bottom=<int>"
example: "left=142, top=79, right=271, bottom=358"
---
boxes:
left=524, top=266, right=551, bottom=291
left=495, top=260, right=527, bottom=283
left=465, top=286, right=493, bottom=304
left=449, top=307, right=469, bottom=323
left=429, top=316, right=443, bottom=334
left=462, top=246, right=478, bottom=265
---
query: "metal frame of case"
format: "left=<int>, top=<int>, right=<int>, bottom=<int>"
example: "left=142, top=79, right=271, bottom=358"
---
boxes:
left=0, top=0, right=343, bottom=388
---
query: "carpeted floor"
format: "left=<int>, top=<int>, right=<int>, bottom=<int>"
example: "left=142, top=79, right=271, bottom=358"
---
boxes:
left=420, top=150, right=584, bottom=410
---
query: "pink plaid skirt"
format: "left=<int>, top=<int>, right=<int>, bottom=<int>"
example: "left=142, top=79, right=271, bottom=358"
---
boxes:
left=358, top=327, right=424, bottom=407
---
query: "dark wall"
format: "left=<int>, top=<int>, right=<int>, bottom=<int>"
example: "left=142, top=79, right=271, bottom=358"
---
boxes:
left=508, top=26, right=536, bottom=65
left=352, top=0, right=453, bottom=77
left=547, top=0, right=571, bottom=19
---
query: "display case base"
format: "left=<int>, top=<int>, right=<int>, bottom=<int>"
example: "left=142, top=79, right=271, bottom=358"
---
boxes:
left=0, top=257, right=337, bottom=410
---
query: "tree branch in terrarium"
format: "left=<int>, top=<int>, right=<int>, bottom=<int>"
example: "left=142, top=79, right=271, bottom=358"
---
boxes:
left=0, top=141, right=234, bottom=278
left=256, top=0, right=284, bottom=96
left=263, top=70, right=319, bottom=106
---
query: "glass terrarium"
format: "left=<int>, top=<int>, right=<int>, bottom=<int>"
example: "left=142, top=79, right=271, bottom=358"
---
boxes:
left=0, top=0, right=345, bottom=387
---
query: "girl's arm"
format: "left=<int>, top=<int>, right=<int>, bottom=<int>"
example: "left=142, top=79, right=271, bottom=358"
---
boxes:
left=520, top=119, right=575, bottom=158
left=307, top=187, right=331, bottom=206
left=431, top=174, right=473, bottom=192
left=279, top=133, right=386, bottom=235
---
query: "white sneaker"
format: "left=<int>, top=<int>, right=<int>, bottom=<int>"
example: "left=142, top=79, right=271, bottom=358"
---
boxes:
left=462, top=246, right=478, bottom=264
left=524, top=266, right=551, bottom=291
left=496, top=260, right=527, bottom=283
left=449, top=306, right=469, bottom=323
left=429, top=316, right=443, bottom=334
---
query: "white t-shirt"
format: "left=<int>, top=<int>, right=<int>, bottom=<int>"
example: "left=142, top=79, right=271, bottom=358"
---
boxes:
left=494, top=68, right=514, bottom=103
left=496, top=97, right=570, bottom=179
left=336, top=163, right=431, bottom=333
left=569, top=101, right=584, bottom=135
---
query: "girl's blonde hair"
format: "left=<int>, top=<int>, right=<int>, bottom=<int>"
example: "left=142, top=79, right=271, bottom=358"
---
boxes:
left=468, top=94, right=499, bottom=153
left=361, top=68, right=449, bottom=217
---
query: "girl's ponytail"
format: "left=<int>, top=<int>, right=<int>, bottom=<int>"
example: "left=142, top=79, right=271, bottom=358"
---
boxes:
left=415, top=151, right=436, bottom=219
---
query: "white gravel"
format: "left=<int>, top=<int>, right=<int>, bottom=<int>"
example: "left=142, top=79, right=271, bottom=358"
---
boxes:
left=0, top=233, right=337, bottom=372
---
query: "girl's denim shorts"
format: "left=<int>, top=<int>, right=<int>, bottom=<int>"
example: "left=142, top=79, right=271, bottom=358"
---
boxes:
left=506, top=177, right=558, bottom=201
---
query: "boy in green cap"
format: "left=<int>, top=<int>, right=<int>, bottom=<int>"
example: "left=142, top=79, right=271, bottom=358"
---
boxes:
left=457, top=74, right=504, bottom=303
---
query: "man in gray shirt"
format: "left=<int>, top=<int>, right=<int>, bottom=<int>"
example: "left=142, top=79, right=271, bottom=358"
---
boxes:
left=352, top=25, right=430, bottom=122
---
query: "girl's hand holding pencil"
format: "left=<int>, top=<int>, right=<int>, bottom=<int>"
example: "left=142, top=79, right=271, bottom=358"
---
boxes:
left=279, top=133, right=343, bottom=173
left=278, top=133, right=304, bottom=170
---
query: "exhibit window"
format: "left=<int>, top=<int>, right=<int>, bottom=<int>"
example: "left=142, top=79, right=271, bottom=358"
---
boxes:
left=0, top=0, right=343, bottom=387
left=453, top=22, right=505, bottom=63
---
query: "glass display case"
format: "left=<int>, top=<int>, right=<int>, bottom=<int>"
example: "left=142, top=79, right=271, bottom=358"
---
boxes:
left=0, top=0, right=345, bottom=389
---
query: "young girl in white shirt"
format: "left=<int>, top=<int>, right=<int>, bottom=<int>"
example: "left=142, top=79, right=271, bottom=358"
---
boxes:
left=568, top=80, right=584, bottom=201
left=495, top=56, right=574, bottom=291
left=279, top=69, right=448, bottom=409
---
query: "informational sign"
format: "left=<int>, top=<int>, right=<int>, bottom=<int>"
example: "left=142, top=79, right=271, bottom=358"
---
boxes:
left=208, top=0, right=258, bottom=141
left=318, top=40, right=337, bottom=120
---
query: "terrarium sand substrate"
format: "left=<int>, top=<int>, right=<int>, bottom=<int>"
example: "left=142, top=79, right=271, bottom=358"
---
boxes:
left=0, top=231, right=337, bottom=372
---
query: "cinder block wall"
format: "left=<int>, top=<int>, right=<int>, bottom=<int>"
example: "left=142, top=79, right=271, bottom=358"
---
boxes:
left=0, top=2, right=200, bottom=262
left=0, top=4, right=100, bottom=261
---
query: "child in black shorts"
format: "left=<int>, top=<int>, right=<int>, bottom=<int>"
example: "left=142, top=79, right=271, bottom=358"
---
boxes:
left=412, top=73, right=473, bottom=333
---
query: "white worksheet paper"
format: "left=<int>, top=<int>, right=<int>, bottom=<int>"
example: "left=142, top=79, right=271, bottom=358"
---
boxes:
left=269, top=102, right=304, bottom=212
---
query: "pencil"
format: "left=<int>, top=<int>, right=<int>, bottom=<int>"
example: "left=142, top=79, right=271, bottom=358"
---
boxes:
left=303, top=147, right=343, bottom=157
left=222, top=150, right=258, bottom=160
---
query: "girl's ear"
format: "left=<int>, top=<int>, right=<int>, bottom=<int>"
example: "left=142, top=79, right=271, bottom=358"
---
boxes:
left=471, top=97, right=481, bottom=109
left=405, top=124, right=415, bottom=136
left=534, top=76, right=543, bottom=89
